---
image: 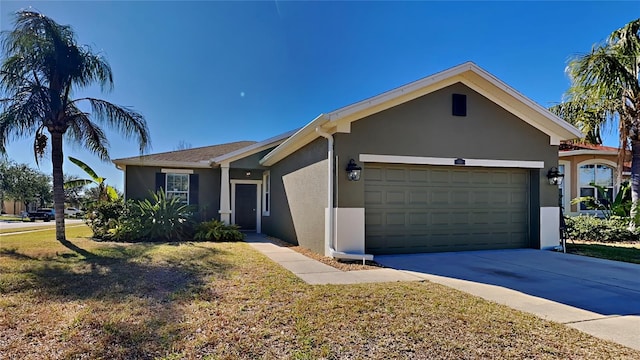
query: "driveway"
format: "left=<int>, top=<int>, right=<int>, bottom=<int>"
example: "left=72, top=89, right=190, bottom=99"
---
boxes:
left=376, top=249, right=640, bottom=350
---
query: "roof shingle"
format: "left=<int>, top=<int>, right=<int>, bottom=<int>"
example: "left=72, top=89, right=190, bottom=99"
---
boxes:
left=114, top=141, right=256, bottom=164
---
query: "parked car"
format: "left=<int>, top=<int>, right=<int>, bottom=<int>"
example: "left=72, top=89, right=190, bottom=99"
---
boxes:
left=27, top=208, right=55, bottom=222
left=64, top=207, right=84, bottom=218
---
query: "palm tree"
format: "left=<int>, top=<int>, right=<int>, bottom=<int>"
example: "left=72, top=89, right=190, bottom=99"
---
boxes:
left=559, top=19, right=640, bottom=226
left=0, top=11, right=150, bottom=241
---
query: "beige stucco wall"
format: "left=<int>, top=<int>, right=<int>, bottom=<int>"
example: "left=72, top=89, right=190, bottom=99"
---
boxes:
left=561, top=153, right=622, bottom=213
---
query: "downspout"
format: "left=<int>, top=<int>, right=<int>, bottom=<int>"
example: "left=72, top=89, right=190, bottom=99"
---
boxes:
left=315, top=127, right=335, bottom=256
left=316, top=127, right=374, bottom=264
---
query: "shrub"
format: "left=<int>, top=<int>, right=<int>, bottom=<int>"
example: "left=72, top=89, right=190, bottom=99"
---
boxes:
left=86, top=191, right=195, bottom=242
left=130, top=190, right=195, bottom=242
left=194, top=220, right=244, bottom=242
left=565, top=215, right=639, bottom=242
left=85, top=200, right=126, bottom=240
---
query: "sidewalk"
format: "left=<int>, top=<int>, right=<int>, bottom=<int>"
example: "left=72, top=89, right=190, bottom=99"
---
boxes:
left=244, top=233, right=423, bottom=285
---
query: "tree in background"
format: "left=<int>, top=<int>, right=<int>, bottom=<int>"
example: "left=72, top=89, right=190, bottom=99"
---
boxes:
left=0, top=11, right=150, bottom=241
left=554, top=19, right=640, bottom=226
left=0, top=160, right=52, bottom=212
left=64, top=173, right=87, bottom=209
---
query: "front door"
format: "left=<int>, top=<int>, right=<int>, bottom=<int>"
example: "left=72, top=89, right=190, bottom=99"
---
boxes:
left=235, top=183, right=257, bottom=231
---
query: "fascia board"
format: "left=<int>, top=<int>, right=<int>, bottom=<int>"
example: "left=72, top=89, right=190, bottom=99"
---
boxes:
left=330, top=76, right=462, bottom=126
left=326, top=63, right=473, bottom=123
left=559, top=150, right=618, bottom=157
left=260, top=114, right=329, bottom=166
left=461, top=69, right=583, bottom=142
left=111, top=159, right=212, bottom=168
left=261, top=62, right=583, bottom=165
left=210, top=129, right=297, bottom=164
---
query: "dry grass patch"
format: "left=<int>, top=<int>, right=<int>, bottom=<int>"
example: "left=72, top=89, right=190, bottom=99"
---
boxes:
left=1, top=228, right=639, bottom=359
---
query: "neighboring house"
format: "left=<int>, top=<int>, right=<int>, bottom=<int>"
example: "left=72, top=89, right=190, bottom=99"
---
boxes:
left=2, top=200, right=32, bottom=215
left=558, top=142, right=630, bottom=215
left=114, top=62, right=582, bottom=259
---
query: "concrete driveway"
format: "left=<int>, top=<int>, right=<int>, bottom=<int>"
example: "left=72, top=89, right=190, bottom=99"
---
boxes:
left=376, top=249, right=640, bottom=350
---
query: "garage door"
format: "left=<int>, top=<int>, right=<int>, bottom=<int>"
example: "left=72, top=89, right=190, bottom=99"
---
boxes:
left=365, top=163, right=530, bottom=254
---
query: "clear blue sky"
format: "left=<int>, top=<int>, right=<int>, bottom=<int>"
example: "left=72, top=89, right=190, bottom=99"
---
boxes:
left=1, top=1, right=638, bottom=191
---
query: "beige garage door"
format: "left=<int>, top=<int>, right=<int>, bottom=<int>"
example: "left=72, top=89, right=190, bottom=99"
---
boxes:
left=365, top=163, right=530, bottom=254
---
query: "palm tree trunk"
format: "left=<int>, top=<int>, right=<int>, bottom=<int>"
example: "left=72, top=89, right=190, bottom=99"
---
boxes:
left=630, top=139, right=640, bottom=230
left=51, top=130, right=66, bottom=241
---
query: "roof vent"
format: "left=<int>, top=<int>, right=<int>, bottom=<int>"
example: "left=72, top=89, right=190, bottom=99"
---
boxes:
left=452, top=94, right=467, bottom=116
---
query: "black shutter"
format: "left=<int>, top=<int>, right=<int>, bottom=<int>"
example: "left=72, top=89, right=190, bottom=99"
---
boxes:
left=155, top=173, right=165, bottom=193
left=189, top=174, right=199, bottom=205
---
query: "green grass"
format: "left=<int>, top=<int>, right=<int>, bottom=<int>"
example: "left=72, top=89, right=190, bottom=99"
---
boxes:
left=0, top=223, right=87, bottom=235
left=567, top=241, right=640, bottom=264
left=1, top=229, right=638, bottom=359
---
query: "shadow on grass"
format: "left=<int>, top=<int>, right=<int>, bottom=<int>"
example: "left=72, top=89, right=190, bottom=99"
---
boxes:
left=0, top=247, right=38, bottom=260
left=1, top=238, right=235, bottom=358
left=20, top=241, right=232, bottom=301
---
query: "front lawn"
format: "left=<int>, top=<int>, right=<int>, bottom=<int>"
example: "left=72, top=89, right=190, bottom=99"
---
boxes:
left=567, top=241, right=640, bottom=264
left=1, top=227, right=638, bottom=359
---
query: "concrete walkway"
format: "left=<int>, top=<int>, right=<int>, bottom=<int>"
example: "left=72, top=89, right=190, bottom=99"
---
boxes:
left=245, top=234, right=422, bottom=285
left=245, top=234, right=640, bottom=351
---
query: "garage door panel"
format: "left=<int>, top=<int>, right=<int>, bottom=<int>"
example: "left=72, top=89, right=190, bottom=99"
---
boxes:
left=430, top=170, right=450, bottom=183
left=386, top=168, right=406, bottom=182
left=409, top=191, right=429, bottom=204
left=365, top=164, right=530, bottom=254
left=364, top=190, right=383, bottom=205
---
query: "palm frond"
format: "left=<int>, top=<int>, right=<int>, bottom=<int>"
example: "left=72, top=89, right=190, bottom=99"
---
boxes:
left=74, top=97, right=150, bottom=154
left=64, top=106, right=110, bottom=161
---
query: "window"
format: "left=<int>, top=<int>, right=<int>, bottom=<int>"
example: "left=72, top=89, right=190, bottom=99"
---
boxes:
left=166, top=173, right=189, bottom=204
left=262, top=171, right=270, bottom=216
left=578, top=164, right=613, bottom=211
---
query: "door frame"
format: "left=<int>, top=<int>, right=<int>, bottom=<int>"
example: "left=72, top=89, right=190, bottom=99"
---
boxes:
left=230, top=179, right=262, bottom=233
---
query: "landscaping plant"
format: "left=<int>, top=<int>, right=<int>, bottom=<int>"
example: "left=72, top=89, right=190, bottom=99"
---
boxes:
left=571, top=181, right=632, bottom=219
left=565, top=215, right=639, bottom=242
left=127, top=190, right=195, bottom=242
left=85, top=200, right=126, bottom=239
left=194, top=219, right=244, bottom=242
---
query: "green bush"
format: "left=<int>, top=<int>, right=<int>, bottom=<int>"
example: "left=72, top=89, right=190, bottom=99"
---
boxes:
left=565, top=215, right=639, bottom=242
left=85, top=200, right=126, bottom=240
left=130, top=190, right=195, bottom=242
left=87, top=191, right=195, bottom=242
left=194, top=220, right=244, bottom=242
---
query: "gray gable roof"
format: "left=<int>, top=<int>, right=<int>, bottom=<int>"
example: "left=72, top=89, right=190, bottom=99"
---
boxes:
left=113, top=141, right=256, bottom=167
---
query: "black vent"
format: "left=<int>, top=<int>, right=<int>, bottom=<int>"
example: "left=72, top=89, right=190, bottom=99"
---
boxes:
left=452, top=93, right=467, bottom=116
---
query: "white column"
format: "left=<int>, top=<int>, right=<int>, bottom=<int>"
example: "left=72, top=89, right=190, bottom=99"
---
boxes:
left=540, top=207, right=560, bottom=249
left=219, top=163, right=231, bottom=223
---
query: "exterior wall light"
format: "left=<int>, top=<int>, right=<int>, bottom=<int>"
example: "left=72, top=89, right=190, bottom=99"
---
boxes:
left=546, top=167, right=564, bottom=185
left=346, top=159, right=362, bottom=181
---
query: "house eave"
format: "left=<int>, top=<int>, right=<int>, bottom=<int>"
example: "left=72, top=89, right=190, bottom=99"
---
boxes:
left=260, top=62, right=583, bottom=166
left=559, top=150, right=619, bottom=157
left=212, top=128, right=297, bottom=165
left=112, top=159, right=213, bottom=169
left=260, top=114, right=330, bottom=166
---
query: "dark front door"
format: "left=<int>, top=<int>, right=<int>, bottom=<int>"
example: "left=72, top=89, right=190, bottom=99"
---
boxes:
left=235, top=184, right=256, bottom=231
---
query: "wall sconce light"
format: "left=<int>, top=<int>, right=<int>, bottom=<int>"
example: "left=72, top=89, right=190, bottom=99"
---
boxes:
left=245, top=171, right=251, bottom=177
left=346, top=159, right=362, bottom=181
left=546, top=167, right=564, bottom=185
